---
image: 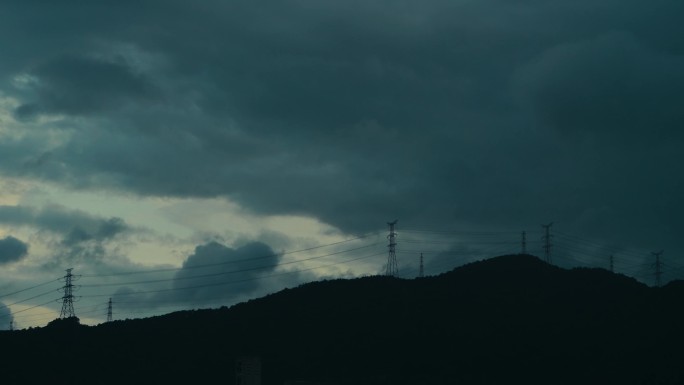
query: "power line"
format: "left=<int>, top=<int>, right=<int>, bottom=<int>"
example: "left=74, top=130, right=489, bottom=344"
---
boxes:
left=81, top=233, right=379, bottom=278
left=0, top=278, right=61, bottom=300
left=16, top=249, right=382, bottom=325
left=400, top=229, right=521, bottom=235
left=82, top=251, right=386, bottom=298
left=555, top=231, right=650, bottom=261
left=3, top=288, right=60, bottom=308
left=401, top=240, right=519, bottom=245
left=0, top=299, right=59, bottom=320
left=11, top=306, right=106, bottom=326
left=107, top=250, right=393, bottom=317
left=81, top=243, right=380, bottom=288
left=11, top=303, right=102, bottom=323
left=3, top=224, right=681, bottom=326
left=553, top=238, right=649, bottom=271
left=7, top=243, right=385, bottom=326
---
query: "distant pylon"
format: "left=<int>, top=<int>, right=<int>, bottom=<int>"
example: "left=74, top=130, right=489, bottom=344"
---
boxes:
left=9, top=320, right=13, bottom=331
left=386, top=220, right=398, bottom=276
left=652, top=250, right=664, bottom=287
left=521, top=231, right=527, bottom=254
left=419, top=253, right=424, bottom=278
left=107, top=298, right=113, bottom=323
left=59, top=268, right=77, bottom=319
left=609, top=255, right=614, bottom=273
left=541, top=223, right=553, bottom=263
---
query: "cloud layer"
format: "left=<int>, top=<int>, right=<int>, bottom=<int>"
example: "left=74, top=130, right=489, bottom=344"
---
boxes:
left=0, top=0, right=682, bottom=284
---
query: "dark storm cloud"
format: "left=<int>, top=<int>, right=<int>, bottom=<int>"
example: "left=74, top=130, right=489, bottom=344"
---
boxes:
left=14, top=54, right=159, bottom=119
left=1, top=0, right=683, bottom=270
left=0, top=236, right=28, bottom=265
left=515, top=31, right=684, bottom=138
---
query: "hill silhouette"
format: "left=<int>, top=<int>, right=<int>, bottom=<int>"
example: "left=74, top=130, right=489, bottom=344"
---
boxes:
left=1, top=254, right=683, bottom=385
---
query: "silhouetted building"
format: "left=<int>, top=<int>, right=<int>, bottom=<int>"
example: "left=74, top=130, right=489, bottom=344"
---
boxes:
left=236, top=356, right=261, bottom=385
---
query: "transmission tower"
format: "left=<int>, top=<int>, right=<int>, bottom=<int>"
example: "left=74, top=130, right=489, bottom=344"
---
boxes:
left=652, top=250, right=664, bottom=287
left=59, top=268, right=77, bottom=319
left=419, top=253, right=424, bottom=278
left=541, top=223, right=553, bottom=263
left=386, top=220, right=398, bottom=276
left=9, top=320, right=13, bottom=331
left=609, top=255, right=614, bottom=273
left=521, top=231, right=527, bottom=255
left=107, top=298, right=113, bottom=323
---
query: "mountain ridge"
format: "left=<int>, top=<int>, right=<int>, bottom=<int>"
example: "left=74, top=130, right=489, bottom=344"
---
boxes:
left=1, top=254, right=683, bottom=385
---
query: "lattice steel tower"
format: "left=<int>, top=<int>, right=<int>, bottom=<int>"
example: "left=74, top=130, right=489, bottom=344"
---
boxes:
left=107, top=298, right=113, bottom=323
left=521, top=231, right=527, bottom=255
left=419, top=253, right=424, bottom=278
left=386, top=220, right=398, bottom=276
left=59, top=268, right=76, bottom=319
left=609, top=255, right=614, bottom=273
left=541, top=223, right=553, bottom=263
left=652, top=250, right=664, bottom=287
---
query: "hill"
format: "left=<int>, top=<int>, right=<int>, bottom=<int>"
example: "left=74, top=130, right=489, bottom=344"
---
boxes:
left=1, top=254, right=683, bottom=385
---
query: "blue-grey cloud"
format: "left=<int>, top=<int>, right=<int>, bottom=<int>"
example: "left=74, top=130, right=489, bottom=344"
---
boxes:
left=0, top=205, right=135, bottom=268
left=0, top=236, right=28, bottom=265
left=0, top=205, right=130, bottom=245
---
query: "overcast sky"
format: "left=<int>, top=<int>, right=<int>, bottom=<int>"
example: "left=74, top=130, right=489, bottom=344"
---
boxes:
left=1, top=0, right=683, bottom=328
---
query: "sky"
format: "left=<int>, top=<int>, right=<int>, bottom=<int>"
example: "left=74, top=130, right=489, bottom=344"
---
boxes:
left=1, top=0, right=683, bottom=329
